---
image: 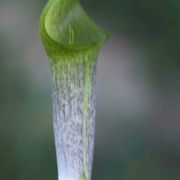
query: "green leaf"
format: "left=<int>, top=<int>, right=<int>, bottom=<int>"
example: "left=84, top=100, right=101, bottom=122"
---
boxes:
left=39, top=0, right=108, bottom=61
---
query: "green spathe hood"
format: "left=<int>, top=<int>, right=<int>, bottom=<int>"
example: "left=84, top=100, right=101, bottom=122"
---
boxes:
left=39, top=0, right=108, bottom=61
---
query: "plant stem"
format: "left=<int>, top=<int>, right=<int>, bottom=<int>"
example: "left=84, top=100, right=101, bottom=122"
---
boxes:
left=51, top=56, right=97, bottom=180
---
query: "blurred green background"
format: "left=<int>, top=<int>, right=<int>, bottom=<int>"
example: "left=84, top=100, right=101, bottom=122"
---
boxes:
left=0, top=0, right=180, bottom=179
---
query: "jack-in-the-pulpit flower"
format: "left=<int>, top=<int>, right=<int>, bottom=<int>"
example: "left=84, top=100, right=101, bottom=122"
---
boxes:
left=39, top=0, right=108, bottom=179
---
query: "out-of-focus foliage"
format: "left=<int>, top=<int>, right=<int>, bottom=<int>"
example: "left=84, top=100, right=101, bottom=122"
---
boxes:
left=83, top=0, right=180, bottom=85
left=0, top=0, right=180, bottom=179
